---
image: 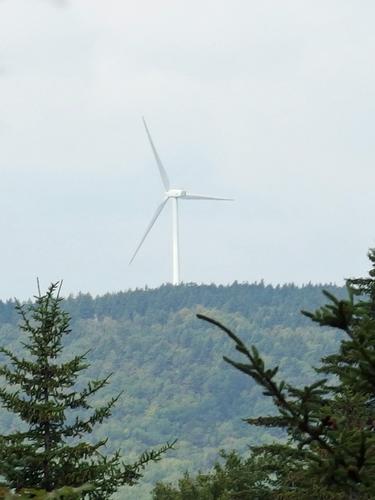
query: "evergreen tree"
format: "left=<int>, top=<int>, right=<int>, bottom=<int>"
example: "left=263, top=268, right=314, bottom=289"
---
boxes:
left=0, top=282, right=173, bottom=498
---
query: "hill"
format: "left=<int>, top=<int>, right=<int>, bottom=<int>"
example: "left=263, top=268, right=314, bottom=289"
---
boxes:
left=0, top=282, right=346, bottom=498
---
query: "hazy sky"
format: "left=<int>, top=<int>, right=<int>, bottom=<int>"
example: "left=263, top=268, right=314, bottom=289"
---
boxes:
left=0, top=0, right=374, bottom=299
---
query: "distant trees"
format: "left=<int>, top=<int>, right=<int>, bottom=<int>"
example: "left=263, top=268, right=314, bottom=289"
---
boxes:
left=0, top=283, right=173, bottom=498
left=154, top=250, right=375, bottom=499
left=153, top=450, right=278, bottom=499
left=0, top=484, right=92, bottom=499
left=0, top=282, right=346, bottom=329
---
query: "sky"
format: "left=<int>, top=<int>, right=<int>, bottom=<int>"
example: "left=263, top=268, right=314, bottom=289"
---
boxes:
left=0, top=0, right=374, bottom=300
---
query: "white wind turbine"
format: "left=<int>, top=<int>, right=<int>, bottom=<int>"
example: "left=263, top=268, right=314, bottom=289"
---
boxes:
left=129, top=118, right=233, bottom=285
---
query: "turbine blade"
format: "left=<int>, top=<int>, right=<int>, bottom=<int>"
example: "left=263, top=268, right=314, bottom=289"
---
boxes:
left=182, top=193, right=234, bottom=201
left=142, top=117, right=170, bottom=191
left=129, top=199, right=168, bottom=264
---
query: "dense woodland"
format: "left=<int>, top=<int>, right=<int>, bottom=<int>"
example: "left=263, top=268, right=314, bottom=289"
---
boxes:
left=0, top=282, right=346, bottom=498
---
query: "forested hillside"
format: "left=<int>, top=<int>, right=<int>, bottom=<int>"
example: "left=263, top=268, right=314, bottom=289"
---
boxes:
left=0, top=283, right=345, bottom=498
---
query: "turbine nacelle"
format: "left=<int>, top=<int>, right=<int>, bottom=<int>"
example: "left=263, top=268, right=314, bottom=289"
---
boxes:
left=166, top=189, right=187, bottom=198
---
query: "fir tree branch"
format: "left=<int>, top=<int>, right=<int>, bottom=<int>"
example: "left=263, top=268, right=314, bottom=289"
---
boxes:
left=197, top=313, right=334, bottom=455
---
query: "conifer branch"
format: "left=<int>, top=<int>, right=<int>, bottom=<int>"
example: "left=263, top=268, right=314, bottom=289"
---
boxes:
left=197, top=313, right=334, bottom=455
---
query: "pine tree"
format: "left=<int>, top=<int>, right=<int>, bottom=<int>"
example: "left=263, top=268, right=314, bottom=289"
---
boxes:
left=191, top=250, right=375, bottom=499
left=0, top=282, right=173, bottom=498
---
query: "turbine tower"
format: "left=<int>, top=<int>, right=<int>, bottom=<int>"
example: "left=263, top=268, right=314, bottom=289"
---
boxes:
left=130, top=118, right=233, bottom=285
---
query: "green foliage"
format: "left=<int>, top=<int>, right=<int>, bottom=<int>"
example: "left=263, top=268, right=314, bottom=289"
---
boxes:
left=0, top=283, right=173, bottom=498
left=0, top=282, right=346, bottom=330
left=153, top=450, right=276, bottom=499
left=152, top=446, right=351, bottom=500
left=0, top=282, right=344, bottom=498
left=0, top=484, right=92, bottom=499
left=175, top=251, right=375, bottom=498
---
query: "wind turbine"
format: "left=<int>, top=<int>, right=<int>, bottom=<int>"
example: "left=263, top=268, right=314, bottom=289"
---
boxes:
left=129, top=118, right=233, bottom=285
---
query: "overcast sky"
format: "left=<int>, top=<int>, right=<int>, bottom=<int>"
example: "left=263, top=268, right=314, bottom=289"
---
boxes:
left=0, top=0, right=374, bottom=299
